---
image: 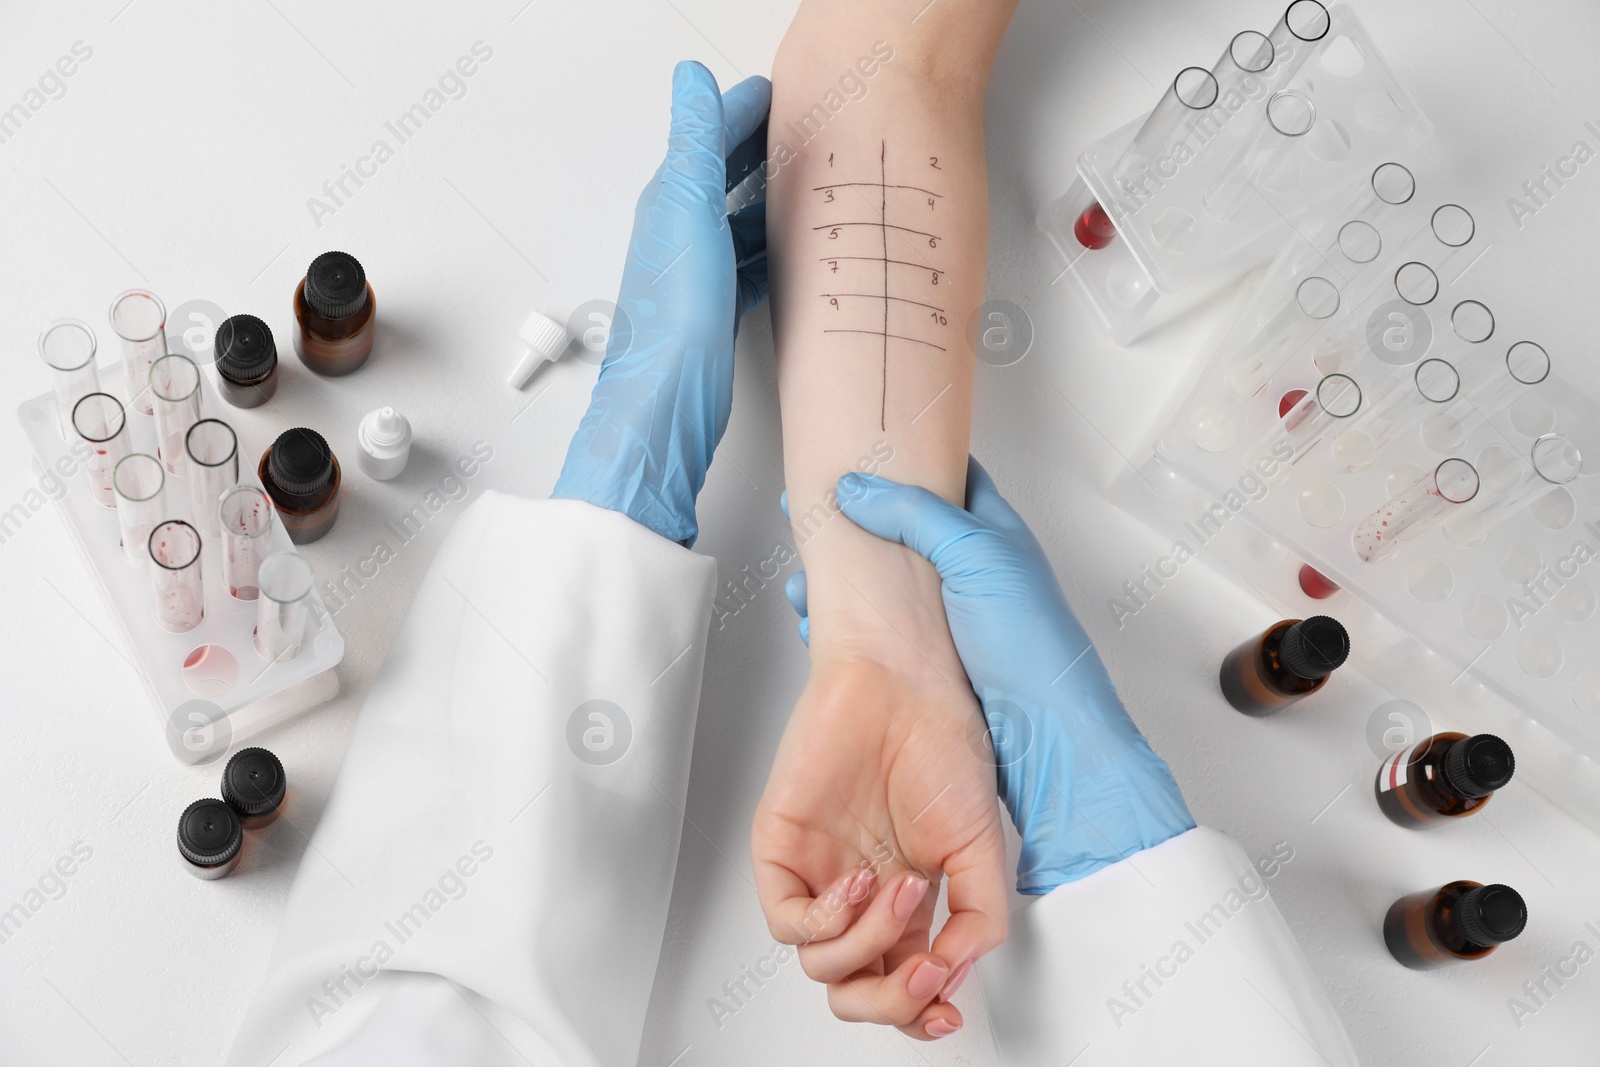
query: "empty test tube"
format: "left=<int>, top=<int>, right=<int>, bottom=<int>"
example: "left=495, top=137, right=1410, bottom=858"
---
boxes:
left=1513, top=431, right=1583, bottom=500
left=1449, top=299, right=1496, bottom=346
left=149, top=519, right=205, bottom=633
left=1445, top=434, right=1582, bottom=545
left=219, top=486, right=275, bottom=601
left=1431, top=204, right=1476, bottom=249
left=185, top=420, right=239, bottom=538
left=1219, top=29, right=1277, bottom=87
left=1333, top=359, right=1459, bottom=472
left=112, top=453, right=165, bottom=569
left=1109, top=65, right=1220, bottom=207
left=1262, top=0, right=1331, bottom=80
left=1188, top=31, right=1277, bottom=156
left=1266, top=372, right=1361, bottom=472
left=1465, top=341, right=1549, bottom=417
left=1353, top=458, right=1479, bottom=563
left=1225, top=274, right=1343, bottom=396
left=38, top=319, right=100, bottom=441
left=109, top=290, right=166, bottom=416
left=1339, top=162, right=1417, bottom=226
left=255, top=552, right=315, bottom=663
left=71, top=393, right=130, bottom=508
left=151, top=354, right=203, bottom=478
left=1202, top=89, right=1317, bottom=224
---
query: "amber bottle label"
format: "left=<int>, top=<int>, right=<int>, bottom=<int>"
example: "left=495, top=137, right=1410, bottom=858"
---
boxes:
left=1377, top=742, right=1423, bottom=792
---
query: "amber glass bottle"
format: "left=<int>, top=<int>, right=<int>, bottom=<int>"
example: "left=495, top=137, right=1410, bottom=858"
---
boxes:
left=177, top=798, right=243, bottom=880
left=1376, top=732, right=1514, bottom=828
left=259, top=427, right=341, bottom=544
left=1384, top=881, right=1526, bottom=969
left=294, top=251, right=374, bottom=376
left=1219, top=616, right=1350, bottom=716
left=214, top=314, right=279, bottom=408
left=221, top=747, right=287, bottom=829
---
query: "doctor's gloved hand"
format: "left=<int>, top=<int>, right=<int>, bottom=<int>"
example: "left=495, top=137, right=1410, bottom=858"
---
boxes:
left=786, top=459, right=1196, bottom=894
left=552, top=62, right=770, bottom=546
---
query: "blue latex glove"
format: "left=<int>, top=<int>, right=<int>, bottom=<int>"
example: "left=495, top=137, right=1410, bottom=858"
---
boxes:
left=783, top=459, right=1196, bottom=894
left=552, top=62, right=771, bottom=546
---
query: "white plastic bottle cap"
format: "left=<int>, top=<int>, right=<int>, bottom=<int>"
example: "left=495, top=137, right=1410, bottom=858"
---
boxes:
left=357, top=406, right=413, bottom=481
left=507, top=309, right=572, bottom=388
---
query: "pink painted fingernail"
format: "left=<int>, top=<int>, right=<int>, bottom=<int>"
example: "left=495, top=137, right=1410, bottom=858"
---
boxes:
left=892, top=875, right=929, bottom=922
left=925, top=1018, right=961, bottom=1038
left=937, top=959, right=972, bottom=1003
left=907, top=959, right=949, bottom=1001
left=846, top=866, right=877, bottom=905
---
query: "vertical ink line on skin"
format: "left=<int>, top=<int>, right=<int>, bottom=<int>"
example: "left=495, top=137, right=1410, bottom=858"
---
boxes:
left=880, top=139, right=889, bottom=432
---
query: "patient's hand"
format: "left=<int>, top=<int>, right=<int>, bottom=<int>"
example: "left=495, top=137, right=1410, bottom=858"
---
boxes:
left=752, top=546, right=1006, bottom=1041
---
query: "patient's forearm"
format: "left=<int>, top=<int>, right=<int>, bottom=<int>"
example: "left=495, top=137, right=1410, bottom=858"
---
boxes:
left=769, top=1, right=1015, bottom=656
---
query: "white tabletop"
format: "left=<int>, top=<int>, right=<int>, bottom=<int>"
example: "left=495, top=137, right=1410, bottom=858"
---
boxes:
left=3, top=1, right=1599, bottom=1063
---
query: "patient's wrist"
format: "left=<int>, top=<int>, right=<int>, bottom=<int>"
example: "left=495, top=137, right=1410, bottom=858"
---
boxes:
left=798, top=534, right=967, bottom=685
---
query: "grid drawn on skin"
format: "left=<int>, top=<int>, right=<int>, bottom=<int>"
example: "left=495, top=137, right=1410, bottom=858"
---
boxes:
left=814, top=141, right=950, bottom=430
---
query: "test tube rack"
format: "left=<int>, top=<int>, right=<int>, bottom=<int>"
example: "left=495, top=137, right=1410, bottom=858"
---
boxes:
left=17, top=360, right=345, bottom=764
left=1110, top=165, right=1600, bottom=830
left=1040, top=2, right=1431, bottom=344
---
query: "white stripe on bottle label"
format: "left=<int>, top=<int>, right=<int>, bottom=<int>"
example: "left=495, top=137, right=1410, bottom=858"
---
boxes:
left=1379, top=742, right=1422, bottom=793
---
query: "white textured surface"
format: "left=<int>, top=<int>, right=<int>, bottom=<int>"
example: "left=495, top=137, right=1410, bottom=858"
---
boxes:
left=2, top=1, right=1598, bottom=1064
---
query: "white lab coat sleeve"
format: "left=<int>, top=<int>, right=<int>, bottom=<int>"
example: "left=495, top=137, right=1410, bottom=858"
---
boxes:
left=225, top=493, right=718, bottom=1067
left=979, top=826, right=1360, bottom=1067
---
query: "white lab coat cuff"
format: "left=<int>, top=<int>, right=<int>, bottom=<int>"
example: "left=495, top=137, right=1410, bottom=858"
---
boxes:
left=980, top=826, right=1360, bottom=1066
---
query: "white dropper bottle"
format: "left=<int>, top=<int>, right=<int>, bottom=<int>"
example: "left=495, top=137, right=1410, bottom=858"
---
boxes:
left=357, top=406, right=412, bottom=481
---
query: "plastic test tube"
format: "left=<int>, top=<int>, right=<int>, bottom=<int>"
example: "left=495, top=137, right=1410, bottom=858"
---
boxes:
left=151, top=354, right=203, bottom=478
left=1266, top=372, right=1362, bottom=472
left=1108, top=65, right=1221, bottom=207
left=1446, top=434, right=1583, bottom=545
left=185, top=419, right=239, bottom=538
left=1262, top=0, right=1332, bottom=81
left=1464, top=340, right=1550, bottom=417
left=1225, top=273, right=1343, bottom=396
left=219, top=486, right=275, bottom=601
left=1218, top=29, right=1277, bottom=90
left=1353, top=458, right=1479, bottom=563
left=71, top=393, right=131, bottom=508
left=1333, top=358, right=1460, bottom=472
left=149, top=519, right=205, bottom=634
left=1193, top=31, right=1278, bottom=153
left=255, top=552, right=315, bottom=663
left=1202, top=89, right=1317, bottom=224
left=109, top=290, right=166, bottom=416
left=38, top=319, right=100, bottom=441
left=112, top=453, right=165, bottom=568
